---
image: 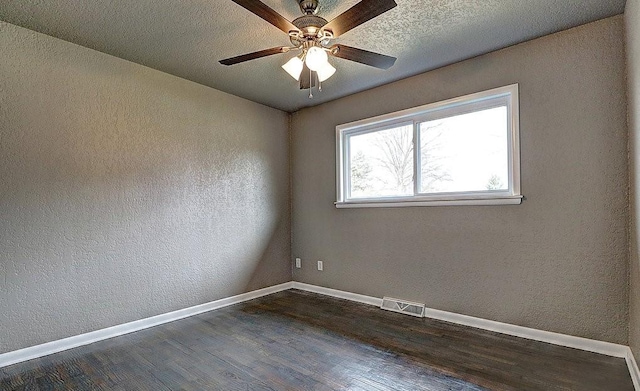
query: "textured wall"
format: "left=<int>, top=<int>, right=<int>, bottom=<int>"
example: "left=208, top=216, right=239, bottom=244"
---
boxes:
left=291, top=17, right=628, bottom=344
left=627, top=0, right=640, bottom=361
left=0, top=22, right=290, bottom=354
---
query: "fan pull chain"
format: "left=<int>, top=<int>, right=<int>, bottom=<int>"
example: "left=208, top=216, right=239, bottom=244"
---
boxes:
left=308, top=67, right=313, bottom=99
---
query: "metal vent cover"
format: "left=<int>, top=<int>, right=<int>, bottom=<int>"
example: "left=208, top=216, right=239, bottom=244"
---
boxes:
left=380, top=297, right=425, bottom=317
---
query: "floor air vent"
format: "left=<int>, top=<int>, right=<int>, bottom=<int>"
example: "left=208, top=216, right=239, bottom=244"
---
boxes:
left=380, top=297, right=425, bottom=317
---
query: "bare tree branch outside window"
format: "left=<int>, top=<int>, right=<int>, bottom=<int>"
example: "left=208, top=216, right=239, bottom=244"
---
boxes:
left=372, top=127, right=414, bottom=194
left=419, top=122, right=452, bottom=192
left=348, top=123, right=458, bottom=198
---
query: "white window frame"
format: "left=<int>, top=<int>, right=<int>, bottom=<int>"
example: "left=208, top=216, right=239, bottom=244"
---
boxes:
left=335, top=84, right=522, bottom=208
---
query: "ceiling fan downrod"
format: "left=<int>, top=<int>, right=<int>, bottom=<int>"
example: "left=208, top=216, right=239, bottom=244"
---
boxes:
left=298, top=0, right=319, bottom=15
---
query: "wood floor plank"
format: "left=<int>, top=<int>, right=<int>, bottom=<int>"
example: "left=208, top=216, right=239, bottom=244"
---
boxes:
left=0, top=289, right=633, bottom=390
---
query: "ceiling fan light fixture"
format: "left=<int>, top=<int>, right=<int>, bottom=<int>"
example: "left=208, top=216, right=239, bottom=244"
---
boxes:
left=305, top=46, right=328, bottom=71
left=317, top=61, right=336, bottom=82
left=282, top=56, right=304, bottom=81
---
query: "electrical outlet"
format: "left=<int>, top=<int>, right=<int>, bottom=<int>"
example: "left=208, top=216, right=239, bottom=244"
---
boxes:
left=317, top=260, right=323, bottom=271
left=295, top=258, right=301, bottom=268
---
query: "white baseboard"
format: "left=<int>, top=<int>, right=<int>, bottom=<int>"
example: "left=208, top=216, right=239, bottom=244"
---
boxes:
left=2, top=280, right=638, bottom=390
left=294, top=282, right=639, bottom=389
left=422, top=307, right=629, bottom=358
left=0, top=282, right=294, bottom=368
left=291, top=282, right=629, bottom=358
left=291, top=282, right=383, bottom=306
left=626, top=347, right=640, bottom=390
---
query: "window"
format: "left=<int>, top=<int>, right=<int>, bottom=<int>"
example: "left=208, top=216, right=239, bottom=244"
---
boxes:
left=336, top=84, right=522, bottom=208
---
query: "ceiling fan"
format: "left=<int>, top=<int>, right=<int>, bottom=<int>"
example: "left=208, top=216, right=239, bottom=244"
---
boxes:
left=219, top=0, right=398, bottom=96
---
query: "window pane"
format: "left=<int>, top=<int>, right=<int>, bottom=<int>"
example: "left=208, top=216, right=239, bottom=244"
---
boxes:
left=349, top=124, right=413, bottom=199
left=419, top=106, right=509, bottom=193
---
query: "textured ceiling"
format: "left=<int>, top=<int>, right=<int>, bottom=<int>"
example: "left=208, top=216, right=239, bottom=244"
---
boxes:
left=0, top=0, right=626, bottom=112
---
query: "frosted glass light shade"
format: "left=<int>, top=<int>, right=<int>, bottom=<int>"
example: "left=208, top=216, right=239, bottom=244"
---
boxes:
left=305, top=46, right=328, bottom=71
left=282, top=56, right=303, bottom=81
left=317, top=62, right=336, bottom=82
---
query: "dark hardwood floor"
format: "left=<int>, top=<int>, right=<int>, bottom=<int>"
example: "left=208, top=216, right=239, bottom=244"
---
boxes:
left=0, top=289, right=634, bottom=390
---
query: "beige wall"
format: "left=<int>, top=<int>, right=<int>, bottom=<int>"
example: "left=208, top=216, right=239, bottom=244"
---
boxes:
left=627, top=0, right=640, bottom=361
left=0, top=22, right=291, bottom=354
left=291, top=17, right=629, bottom=344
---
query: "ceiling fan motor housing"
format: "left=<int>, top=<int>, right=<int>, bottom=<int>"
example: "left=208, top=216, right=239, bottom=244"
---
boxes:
left=292, top=15, right=328, bottom=36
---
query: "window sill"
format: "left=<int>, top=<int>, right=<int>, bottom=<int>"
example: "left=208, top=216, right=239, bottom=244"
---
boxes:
left=335, top=195, right=523, bottom=208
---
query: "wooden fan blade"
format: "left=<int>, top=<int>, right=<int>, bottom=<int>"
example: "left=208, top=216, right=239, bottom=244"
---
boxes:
left=300, top=62, right=317, bottom=89
left=219, top=47, right=290, bottom=66
left=231, top=0, right=297, bottom=34
left=323, top=0, right=397, bottom=37
left=330, top=44, right=396, bottom=69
